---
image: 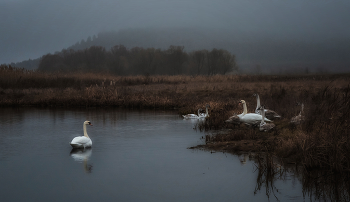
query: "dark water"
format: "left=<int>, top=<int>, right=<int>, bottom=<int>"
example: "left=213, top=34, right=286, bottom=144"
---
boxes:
left=0, top=107, right=309, bottom=202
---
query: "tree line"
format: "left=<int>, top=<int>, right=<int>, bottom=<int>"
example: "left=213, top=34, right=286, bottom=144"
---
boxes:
left=38, top=45, right=238, bottom=75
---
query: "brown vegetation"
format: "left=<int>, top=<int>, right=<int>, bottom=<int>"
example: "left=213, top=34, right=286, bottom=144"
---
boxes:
left=1, top=65, right=350, bottom=173
left=194, top=77, right=350, bottom=173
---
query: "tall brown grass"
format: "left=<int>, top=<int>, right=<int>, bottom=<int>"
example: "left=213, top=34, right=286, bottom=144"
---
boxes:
left=252, top=152, right=350, bottom=201
left=1, top=65, right=350, bottom=172
left=198, top=82, right=350, bottom=172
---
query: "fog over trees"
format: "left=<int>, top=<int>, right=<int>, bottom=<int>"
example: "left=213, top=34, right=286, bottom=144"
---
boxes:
left=38, top=44, right=237, bottom=76
left=2, top=0, right=350, bottom=74
left=10, top=27, right=350, bottom=74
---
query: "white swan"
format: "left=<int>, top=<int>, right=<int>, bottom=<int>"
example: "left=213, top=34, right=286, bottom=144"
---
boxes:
left=182, top=109, right=202, bottom=119
left=199, top=104, right=210, bottom=118
left=253, top=93, right=281, bottom=120
left=70, top=121, right=93, bottom=148
left=238, top=100, right=272, bottom=126
left=290, top=102, right=304, bottom=125
left=258, top=106, right=275, bottom=132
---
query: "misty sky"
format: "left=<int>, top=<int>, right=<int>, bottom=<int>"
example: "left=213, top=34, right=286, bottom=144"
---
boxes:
left=1, top=0, right=350, bottom=64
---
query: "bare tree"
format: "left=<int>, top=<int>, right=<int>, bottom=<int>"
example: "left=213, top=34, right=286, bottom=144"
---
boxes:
left=190, top=50, right=208, bottom=75
left=166, top=46, right=187, bottom=75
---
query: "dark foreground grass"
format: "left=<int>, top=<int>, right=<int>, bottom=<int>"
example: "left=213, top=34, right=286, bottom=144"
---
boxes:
left=1, top=65, right=350, bottom=173
left=195, top=83, right=350, bottom=172
left=250, top=152, right=350, bottom=201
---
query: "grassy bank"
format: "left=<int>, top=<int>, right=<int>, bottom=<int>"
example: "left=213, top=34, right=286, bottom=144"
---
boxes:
left=194, top=81, right=350, bottom=172
left=1, top=65, right=350, bottom=172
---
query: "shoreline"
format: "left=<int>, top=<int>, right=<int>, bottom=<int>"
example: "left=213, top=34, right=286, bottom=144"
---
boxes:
left=1, top=69, right=350, bottom=172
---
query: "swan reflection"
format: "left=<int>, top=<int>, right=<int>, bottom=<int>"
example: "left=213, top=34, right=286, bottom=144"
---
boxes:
left=70, top=148, right=93, bottom=173
left=239, top=153, right=250, bottom=165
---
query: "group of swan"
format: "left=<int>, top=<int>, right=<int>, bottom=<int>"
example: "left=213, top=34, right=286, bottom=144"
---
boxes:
left=71, top=96, right=304, bottom=148
left=226, top=93, right=304, bottom=132
left=70, top=104, right=211, bottom=149
left=226, top=94, right=279, bottom=130
left=237, top=100, right=272, bottom=126
left=253, top=94, right=281, bottom=120
left=182, top=104, right=210, bottom=119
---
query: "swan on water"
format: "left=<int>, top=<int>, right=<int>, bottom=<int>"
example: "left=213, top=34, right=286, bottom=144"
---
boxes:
left=290, top=102, right=305, bottom=125
left=238, top=100, right=272, bottom=126
left=182, top=109, right=203, bottom=119
left=199, top=104, right=210, bottom=118
left=253, top=93, right=281, bottom=120
left=258, top=106, right=275, bottom=132
left=70, top=121, right=93, bottom=149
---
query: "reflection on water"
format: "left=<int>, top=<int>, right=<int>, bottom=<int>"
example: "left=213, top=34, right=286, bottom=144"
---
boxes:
left=70, top=148, right=93, bottom=173
left=253, top=153, right=285, bottom=201
left=0, top=107, right=349, bottom=201
left=252, top=152, right=350, bottom=202
left=302, top=170, right=350, bottom=201
left=238, top=153, right=250, bottom=165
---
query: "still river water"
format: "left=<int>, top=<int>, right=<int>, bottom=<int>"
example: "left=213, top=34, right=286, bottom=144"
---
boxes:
left=0, top=107, right=312, bottom=202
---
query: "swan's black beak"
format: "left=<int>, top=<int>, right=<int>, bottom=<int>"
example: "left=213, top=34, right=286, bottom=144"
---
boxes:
left=88, top=122, right=93, bottom=126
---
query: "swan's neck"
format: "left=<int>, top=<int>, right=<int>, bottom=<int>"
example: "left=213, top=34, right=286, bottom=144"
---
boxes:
left=242, top=103, right=248, bottom=115
left=256, top=95, right=261, bottom=110
left=205, top=107, right=208, bottom=116
left=83, top=124, right=90, bottom=138
left=198, top=109, right=201, bottom=116
left=261, top=109, right=266, bottom=124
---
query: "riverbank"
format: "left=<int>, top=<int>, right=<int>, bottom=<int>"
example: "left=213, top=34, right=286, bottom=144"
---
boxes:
left=1, top=66, right=350, bottom=171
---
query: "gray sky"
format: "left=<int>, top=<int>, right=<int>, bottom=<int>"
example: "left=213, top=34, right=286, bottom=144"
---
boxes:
left=1, top=0, right=350, bottom=64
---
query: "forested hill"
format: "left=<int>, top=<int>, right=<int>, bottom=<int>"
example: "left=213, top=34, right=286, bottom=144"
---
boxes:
left=38, top=45, right=237, bottom=76
left=64, top=27, right=350, bottom=74
left=8, top=27, right=350, bottom=73
left=9, top=58, right=40, bottom=70
left=67, top=27, right=221, bottom=52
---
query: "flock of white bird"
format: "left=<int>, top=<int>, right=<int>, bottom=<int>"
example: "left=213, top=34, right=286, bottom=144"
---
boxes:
left=183, top=93, right=305, bottom=132
left=70, top=94, right=304, bottom=149
left=182, top=104, right=210, bottom=119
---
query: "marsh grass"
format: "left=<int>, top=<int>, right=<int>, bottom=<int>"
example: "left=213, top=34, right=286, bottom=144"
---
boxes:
left=302, top=169, right=350, bottom=201
left=1, top=65, right=350, bottom=172
left=198, top=83, right=350, bottom=172
left=252, top=152, right=350, bottom=201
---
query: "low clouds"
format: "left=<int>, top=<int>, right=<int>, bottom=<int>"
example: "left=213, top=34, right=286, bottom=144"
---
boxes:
left=1, top=0, right=349, bottom=70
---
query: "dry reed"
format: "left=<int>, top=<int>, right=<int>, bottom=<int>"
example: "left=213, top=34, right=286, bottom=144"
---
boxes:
left=1, top=65, right=350, bottom=172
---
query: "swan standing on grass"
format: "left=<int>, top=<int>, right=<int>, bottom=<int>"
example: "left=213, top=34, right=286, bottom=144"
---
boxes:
left=258, top=106, right=275, bottom=132
left=199, top=104, right=210, bottom=118
left=238, top=100, right=272, bottom=126
left=183, top=109, right=202, bottom=119
left=253, top=93, right=281, bottom=120
left=70, top=121, right=93, bottom=149
left=291, top=103, right=305, bottom=125
left=225, top=113, right=241, bottom=126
